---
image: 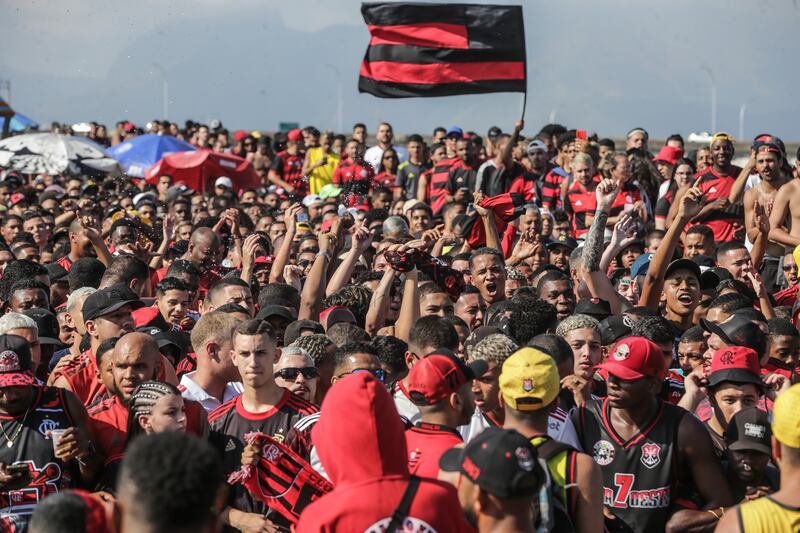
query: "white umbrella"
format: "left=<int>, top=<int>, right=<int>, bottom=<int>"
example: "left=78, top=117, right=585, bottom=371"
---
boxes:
left=0, top=133, right=120, bottom=175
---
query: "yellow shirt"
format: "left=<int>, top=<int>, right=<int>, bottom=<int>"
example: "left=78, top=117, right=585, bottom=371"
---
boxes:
left=307, top=147, right=340, bottom=195
left=739, top=496, right=800, bottom=533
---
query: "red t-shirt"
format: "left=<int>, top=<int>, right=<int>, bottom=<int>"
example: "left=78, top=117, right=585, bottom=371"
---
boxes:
left=405, top=422, right=463, bottom=479
left=89, top=395, right=205, bottom=465
left=56, top=255, right=73, bottom=272
left=564, top=179, right=599, bottom=238
left=507, top=175, right=539, bottom=204
left=692, top=166, right=744, bottom=242
left=270, top=150, right=306, bottom=195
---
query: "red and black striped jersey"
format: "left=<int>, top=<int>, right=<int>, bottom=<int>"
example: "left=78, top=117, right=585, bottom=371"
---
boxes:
left=208, top=390, right=318, bottom=520
left=541, top=167, right=569, bottom=209
left=691, top=166, right=743, bottom=242
left=609, top=183, right=643, bottom=219
left=270, top=151, right=306, bottom=196
left=427, top=157, right=459, bottom=216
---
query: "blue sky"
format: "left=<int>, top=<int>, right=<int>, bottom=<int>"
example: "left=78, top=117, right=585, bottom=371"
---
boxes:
left=1, top=0, right=798, bottom=139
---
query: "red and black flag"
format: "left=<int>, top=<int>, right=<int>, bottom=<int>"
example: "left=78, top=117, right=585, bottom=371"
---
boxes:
left=359, top=3, right=526, bottom=98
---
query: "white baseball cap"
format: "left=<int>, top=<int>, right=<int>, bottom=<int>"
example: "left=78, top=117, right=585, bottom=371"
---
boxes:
left=215, top=176, right=233, bottom=189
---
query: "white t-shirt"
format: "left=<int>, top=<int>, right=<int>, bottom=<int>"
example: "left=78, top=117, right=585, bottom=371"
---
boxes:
left=364, top=144, right=408, bottom=173
left=458, top=406, right=582, bottom=451
left=178, top=372, right=244, bottom=413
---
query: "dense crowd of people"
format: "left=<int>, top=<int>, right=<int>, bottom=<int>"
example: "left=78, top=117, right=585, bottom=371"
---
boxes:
left=0, top=117, right=798, bottom=533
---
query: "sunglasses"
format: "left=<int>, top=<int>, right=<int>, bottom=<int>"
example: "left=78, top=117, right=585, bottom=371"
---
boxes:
left=783, top=265, right=797, bottom=272
left=274, top=367, right=318, bottom=380
left=336, top=368, right=386, bottom=383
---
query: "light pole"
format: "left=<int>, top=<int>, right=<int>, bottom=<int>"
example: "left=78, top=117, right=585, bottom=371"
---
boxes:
left=326, top=64, right=343, bottom=133
left=700, top=66, right=717, bottom=134
left=739, top=98, right=754, bottom=140
left=152, top=62, right=169, bottom=120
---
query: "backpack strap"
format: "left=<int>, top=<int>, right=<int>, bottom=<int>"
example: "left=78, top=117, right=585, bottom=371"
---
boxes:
left=536, top=437, right=572, bottom=461
left=385, top=476, right=421, bottom=532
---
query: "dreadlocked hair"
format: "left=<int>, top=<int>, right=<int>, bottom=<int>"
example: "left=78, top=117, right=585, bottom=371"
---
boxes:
left=324, top=285, right=373, bottom=328
left=125, top=381, right=182, bottom=445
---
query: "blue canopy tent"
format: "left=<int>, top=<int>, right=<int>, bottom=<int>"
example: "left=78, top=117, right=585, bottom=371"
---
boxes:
left=106, top=134, right=195, bottom=177
left=0, top=112, right=39, bottom=133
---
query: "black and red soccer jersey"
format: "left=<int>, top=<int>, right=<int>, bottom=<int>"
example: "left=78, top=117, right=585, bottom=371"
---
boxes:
left=564, top=180, right=599, bottom=238
left=572, top=398, right=685, bottom=533
left=541, top=167, right=569, bottom=209
left=692, top=166, right=743, bottom=242
left=270, top=151, right=306, bottom=195
left=426, top=157, right=459, bottom=215
left=0, top=387, right=80, bottom=522
left=208, top=391, right=318, bottom=520
left=445, top=161, right=478, bottom=195
left=333, top=160, right=374, bottom=186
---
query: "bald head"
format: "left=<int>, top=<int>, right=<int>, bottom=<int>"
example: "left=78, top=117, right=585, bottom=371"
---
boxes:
left=112, top=332, right=161, bottom=402
left=188, top=227, right=220, bottom=269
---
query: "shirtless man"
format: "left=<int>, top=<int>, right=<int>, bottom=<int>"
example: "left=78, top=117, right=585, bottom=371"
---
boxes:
left=742, top=144, right=788, bottom=292
left=768, top=144, right=800, bottom=251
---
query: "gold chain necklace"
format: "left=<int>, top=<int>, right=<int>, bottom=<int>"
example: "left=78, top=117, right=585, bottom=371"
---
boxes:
left=0, top=402, right=32, bottom=448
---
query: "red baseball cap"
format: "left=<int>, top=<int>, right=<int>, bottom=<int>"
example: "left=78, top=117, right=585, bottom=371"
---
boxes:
left=254, top=255, right=274, bottom=266
left=708, top=346, right=763, bottom=388
left=408, top=349, right=488, bottom=405
left=287, top=128, right=303, bottom=142
left=234, top=130, right=249, bottom=142
left=653, top=145, right=684, bottom=166
left=597, top=337, right=666, bottom=381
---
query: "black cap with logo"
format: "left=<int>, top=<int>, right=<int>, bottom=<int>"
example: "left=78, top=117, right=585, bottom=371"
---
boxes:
left=82, top=283, right=144, bottom=322
left=725, top=407, right=772, bottom=455
left=439, top=427, right=543, bottom=499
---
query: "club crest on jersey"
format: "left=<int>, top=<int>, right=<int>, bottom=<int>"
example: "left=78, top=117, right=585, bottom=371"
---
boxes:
left=522, top=378, right=534, bottom=392
left=593, top=440, right=615, bottom=466
left=0, top=351, right=22, bottom=372
left=38, top=419, right=59, bottom=436
left=409, top=448, right=422, bottom=472
left=612, top=344, right=630, bottom=361
left=641, top=442, right=661, bottom=469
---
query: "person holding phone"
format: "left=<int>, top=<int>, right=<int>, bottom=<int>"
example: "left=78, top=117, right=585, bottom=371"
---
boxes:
left=0, top=334, right=100, bottom=529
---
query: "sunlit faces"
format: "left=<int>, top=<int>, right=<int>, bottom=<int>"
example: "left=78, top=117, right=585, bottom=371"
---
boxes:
left=469, top=253, right=506, bottom=305
left=662, top=268, right=700, bottom=317
left=564, top=328, right=602, bottom=381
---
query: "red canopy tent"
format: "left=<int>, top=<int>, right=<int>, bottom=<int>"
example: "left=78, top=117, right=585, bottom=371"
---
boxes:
left=145, top=149, right=260, bottom=193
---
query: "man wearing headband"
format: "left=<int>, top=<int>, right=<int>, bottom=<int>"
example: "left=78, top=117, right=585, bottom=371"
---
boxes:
left=625, top=128, right=649, bottom=153
left=690, top=133, right=743, bottom=242
left=738, top=142, right=788, bottom=292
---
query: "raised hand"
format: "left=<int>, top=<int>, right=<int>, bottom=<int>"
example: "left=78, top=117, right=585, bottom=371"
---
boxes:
left=609, top=212, right=637, bottom=248
left=473, top=191, right=489, bottom=217
left=351, top=222, right=374, bottom=253
left=595, top=178, right=619, bottom=212
left=240, top=234, right=262, bottom=270
left=754, top=202, right=770, bottom=235
left=677, top=178, right=703, bottom=220
left=512, top=227, right=540, bottom=260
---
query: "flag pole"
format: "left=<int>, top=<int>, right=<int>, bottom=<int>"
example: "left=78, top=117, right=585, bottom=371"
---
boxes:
left=521, top=90, right=527, bottom=121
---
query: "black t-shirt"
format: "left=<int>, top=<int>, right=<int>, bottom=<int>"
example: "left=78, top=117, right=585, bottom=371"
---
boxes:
left=208, top=391, right=318, bottom=523
left=572, top=398, right=685, bottom=533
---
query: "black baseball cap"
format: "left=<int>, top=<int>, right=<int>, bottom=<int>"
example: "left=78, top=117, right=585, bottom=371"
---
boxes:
left=545, top=235, right=578, bottom=252
left=22, top=308, right=65, bottom=347
left=284, top=320, right=325, bottom=346
left=575, top=298, right=612, bottom=321
left=665, top=258, right=701, bottom=280
left=0, top=334, right=34, bottom=388
left=82, top=283, right=144, bottom=322
left=725, top=407, right=772, bottom=455
left=599, top=315, right=633, bottom=346
left=700, top=313, right=767, bottom=356
left=439, top=427, right=543, bottom=499
left=46, top=263, right=69, bottom=284
left=255, top=305, right=296, bottom=323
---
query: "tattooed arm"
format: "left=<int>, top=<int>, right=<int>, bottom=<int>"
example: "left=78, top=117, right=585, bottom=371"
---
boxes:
left=580, top=179, right=623, bottom=314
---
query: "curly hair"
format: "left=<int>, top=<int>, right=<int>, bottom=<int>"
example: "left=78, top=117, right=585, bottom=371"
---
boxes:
left=324, top=285, right=373, bottom=327
left=291, top=333, right=336, bottom=366
left=469, top=333, right=519, bottom=365
left=555, top=314, right=601, bottom=337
